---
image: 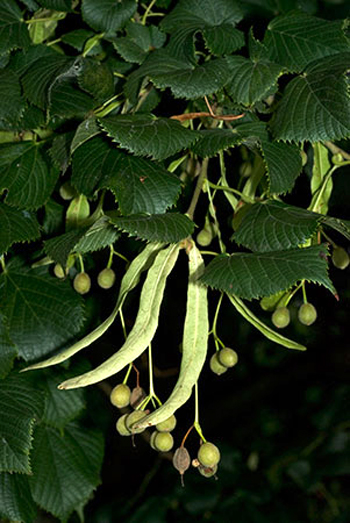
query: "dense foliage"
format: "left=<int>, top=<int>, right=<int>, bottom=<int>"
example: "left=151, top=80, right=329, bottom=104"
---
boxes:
left=0, top=0, right=349, bottom=521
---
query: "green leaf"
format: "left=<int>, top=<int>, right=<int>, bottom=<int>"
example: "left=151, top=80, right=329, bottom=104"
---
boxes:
left=226, top=55, right=283, bottom=106
left=44, top=227, right=90, bottom=268
left=75, top=219, right=120, bottom=254
left=70, top=117, right=101, bottom=155
left=149, top=52, right=233, bottom=100
left=201, top=244, right=335, bottom=300
left=233, top=200, right=320, bottom=252
left=0, top=70, right=25, bottom=124
left=0, top=143, right=59, bottom=209
left=41, top=369, right=85, bottom=429
left=0, top=0, right=31, bottom=54
left=37, top=0, right=74, bottom=10
left=322, top=216, right=350, bottom=242
left=61, top=29, right=95, bottom=51
left=260, top=140, right=302, bottom=194
left=50, top=80, right=95, bottom=118
left=99, top=115, right=200, bottom=160
left=0, top=373, right=44, bottom=473
left=106, top=154, right=182, bottom=215
left=203, top=25, right=244, bottom=56
left=73, top=137, right=182, bottom=213
left=264, top=12, right=350, bottom=72
left=82, top=0, right=137, bottom=34
left=44, top=217, right=120, bottom=266
left=113, top=22, right=166, bottom=64
left=0, top=267, right=85, bottom=361
left=49, top=132, right=74, bottom=172
left=29, top=423, right=104, bottom=522
left=21, top=53, right=73, bottom=109
left=110, top=213, right=195, bottom=243
left=0, top=314, right=17, bottom=379
left=270, top=53, right=350, bottom=142
left=78, top=60, right=114, bottom=102
left=161, top=0, right=243, bottom=59
left=0, top=203, right=41, bottom=254
left=0, top=473, right=37, bottom=523
left=191, top=122, right=268, bottom=158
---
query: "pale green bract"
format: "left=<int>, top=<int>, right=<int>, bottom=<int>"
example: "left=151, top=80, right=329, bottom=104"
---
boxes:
left=57, top=242, right=181, bottom=389
left=134, top=241, right=209, bottom=430
left=23, top=242, right=165, bottom=371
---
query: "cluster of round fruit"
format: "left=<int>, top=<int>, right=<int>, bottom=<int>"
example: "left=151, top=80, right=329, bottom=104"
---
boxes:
left=210, top=347, right=238, bottom=375
left=53, top=264, right=116, bottom=294
left=271, top=302, right=317, bottom=329
left=110, top=382, right=221, bottom=481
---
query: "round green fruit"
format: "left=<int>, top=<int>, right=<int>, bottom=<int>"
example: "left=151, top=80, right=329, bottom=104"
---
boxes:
left=150, top=431, right=158, bottom=450
left=209, top=353, right=227, bottom=375
left=97, top=267, right=116, bottom=289
left=332, top=247, right=349, bottom=270
left=153, top=431, right=174, bottom=452
left=110, top=383, right=131, bottom=408
left=197, top=228, right=213, bottom=247
left=53, top=263, right=67, bottom=279
left=197, top=442, right=221, bottom=468
left=271, top=307, right=290, bottom=329
left=116, top=414, right=130, bottom=436
left=125, top=410, right=146, bottom=434
left=218, top=347, right=238, bottom=368
left=155, top=415, right=177, bottom=433
left=59, top=182, right=77, bottom=201
left=73, top=272, right=91, bottom=295
left=198, top=464, right=218, bottom=478
left=298, top=303, right=317, bottom=326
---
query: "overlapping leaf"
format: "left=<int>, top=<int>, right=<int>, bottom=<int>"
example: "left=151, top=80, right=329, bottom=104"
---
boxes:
left=49, top=80, right=95, bottom=118
left=201, top=244, right=335, bottom=300
left=0, top=203, right=41, bottom=254
left=0, top=0, right=31, bottom=54
left=0, top=314, right=17, bottom=379
left=226, top=55, right=283, bottom=106
left=37, top=0, right=74, bottom=10
left=234, top=201, right=320, bottom=251
left=264, top=12, right=350, bottom=72
left=270, top=53, right=350, bottom=142
left=0, top=373, right=44, bottom=473
left=99, top=115, right=200, bottom=160
left=149, top=52, right=232, bottom=100
left=78, top=60, right=114, bottom=102
left=113, top=22, right=166, bottom=64
left=0, top=473, right=36, bottom=523
left=161, top=0, right=243, bottom=58
left=110, top=212, right=195, bottom=243
left=0, top=267, right=85, bottom=361
left=261, top=140, right=302, bottom=194
left=70, top=117, right=101, bottom=154
left=234, top=200, right=350, bottom=252
left=0, top=143, right=59, bottom=209
left=29, top=423, right=104, bottom=522
left=0, top=70, right=25, bottom=124
left=81, top=0, right=136, bottom=34
left=192, top=122, right=268, bottom=158
left=75, top=220, right=119, bottom=254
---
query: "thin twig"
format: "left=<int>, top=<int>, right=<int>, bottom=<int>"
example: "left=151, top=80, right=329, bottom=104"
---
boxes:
left=324, top=141, right=350, bottom=160
left=171, top=112, right=245, bottom=122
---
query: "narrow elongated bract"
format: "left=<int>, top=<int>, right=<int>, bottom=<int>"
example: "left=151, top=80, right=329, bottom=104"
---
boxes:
left=58, top=242, right=181, bottom=389
left=23, top=242, right=165, bottom=371
left=135, top=240, right=209, bottom=430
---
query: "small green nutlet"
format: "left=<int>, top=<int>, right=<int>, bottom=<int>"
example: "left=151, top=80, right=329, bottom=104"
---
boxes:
left=271, top=306, right=290, bottom=329
left=110, top=383, right=131, bottom=408
left=150, top=431, right=158, bottom=450
left=196, top=228, right=213, bottom=247
left=116, top=414, right=130, bottom=436
left=156, top=414, right=177, bottom=432
left=332, top=246, right=349, bottom=270
left=153, top=431, right=174, bottom=452
left=298, top=303, right=317, bottom=326
left=59, top=181, right=77, bottom=201
left=53, top=263, right=67, bottom=279
left=73, top=272, right=91, bottom=295
left=97, top=267, right=116, bottom=289
left=218, top=347, right=238, bottom=368
left=209, top=353, right=227, bottom=375
left=197, top=442, right=221, bottom=468
left=125, top=410, right=147, bottom=434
